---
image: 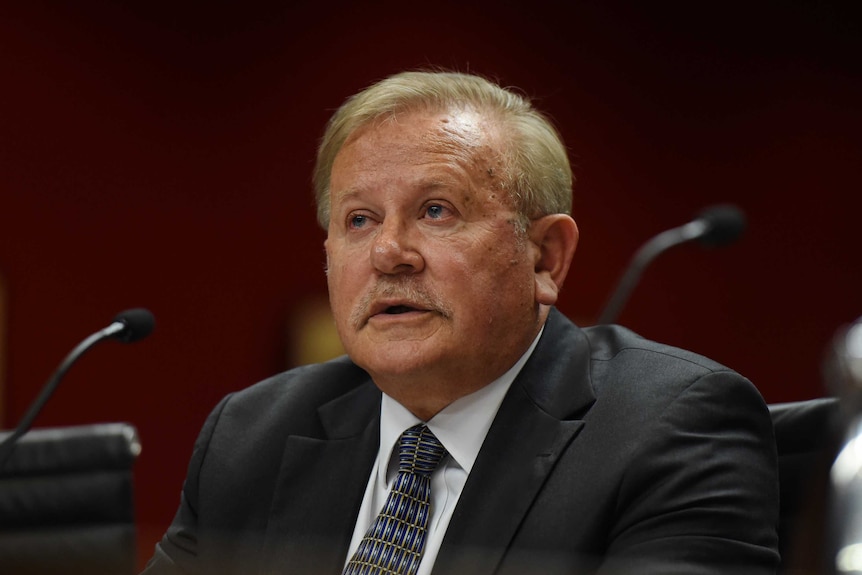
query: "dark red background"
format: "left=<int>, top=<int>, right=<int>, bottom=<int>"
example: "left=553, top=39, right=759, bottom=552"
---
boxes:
left=1, top=1, right=860, bottom=567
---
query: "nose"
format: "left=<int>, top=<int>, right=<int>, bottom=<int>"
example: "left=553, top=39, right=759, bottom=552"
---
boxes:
left=370, top=218, right=425, bottom=275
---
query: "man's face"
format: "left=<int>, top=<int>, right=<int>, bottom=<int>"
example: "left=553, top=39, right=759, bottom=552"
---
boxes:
left=324, top=108, right=546, bottom=413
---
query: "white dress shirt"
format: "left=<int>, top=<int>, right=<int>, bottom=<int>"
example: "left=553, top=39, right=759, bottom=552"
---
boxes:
left=343, top=328, right=543, bottom=575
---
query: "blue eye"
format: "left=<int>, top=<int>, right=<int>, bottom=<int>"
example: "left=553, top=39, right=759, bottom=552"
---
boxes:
left=350, top=214, right=368, bottom=229
left=425, top=205, right=445, bottom=219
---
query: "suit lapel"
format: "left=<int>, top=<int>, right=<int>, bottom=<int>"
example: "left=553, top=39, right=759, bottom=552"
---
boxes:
left=260, top=380, right=381, bottom=575
left=433, top=309, right=596, bottom=575
left=257, top=309, right=593, bottom=575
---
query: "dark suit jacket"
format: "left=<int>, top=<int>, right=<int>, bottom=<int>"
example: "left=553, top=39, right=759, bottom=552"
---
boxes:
left=143, top=309, right=779, bottom=574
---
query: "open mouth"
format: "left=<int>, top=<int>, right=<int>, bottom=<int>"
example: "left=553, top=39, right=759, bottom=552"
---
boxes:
left=385, top=305, right=417, bottom=315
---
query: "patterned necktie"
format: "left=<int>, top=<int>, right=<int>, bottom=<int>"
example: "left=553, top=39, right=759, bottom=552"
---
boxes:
left=343, top=424, right=448, bottom=575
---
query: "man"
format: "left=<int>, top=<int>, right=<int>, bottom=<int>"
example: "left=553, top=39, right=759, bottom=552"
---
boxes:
left=144, top=71, right=779, bottom=574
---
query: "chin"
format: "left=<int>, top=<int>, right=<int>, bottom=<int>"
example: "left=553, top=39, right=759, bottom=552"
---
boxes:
left=351, top=341, right=448, bottom=380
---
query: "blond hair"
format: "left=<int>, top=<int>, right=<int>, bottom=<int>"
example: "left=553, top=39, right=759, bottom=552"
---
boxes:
left=313, top=70, right=573, bottom=229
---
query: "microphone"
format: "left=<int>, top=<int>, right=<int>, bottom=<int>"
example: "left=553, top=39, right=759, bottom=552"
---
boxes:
left=825, top=316, right=862, bottom=569
left=597, top=205, right=746, bottom=325
left=104, top=308, right=156, bottom=343
left=0, top=308, right=155, bottom=470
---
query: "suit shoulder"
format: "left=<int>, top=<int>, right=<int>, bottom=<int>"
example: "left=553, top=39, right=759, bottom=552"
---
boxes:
left=582, top=324, right=731, bottom=374
left=578, top=323, right=764, bottom=408
left=215, top=355, right=373, bottom=429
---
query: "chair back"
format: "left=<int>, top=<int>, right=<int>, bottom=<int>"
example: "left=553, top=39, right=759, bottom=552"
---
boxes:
left=769, top=398, right=839, bottom=569
left=0, top=423, right=140, bottom=575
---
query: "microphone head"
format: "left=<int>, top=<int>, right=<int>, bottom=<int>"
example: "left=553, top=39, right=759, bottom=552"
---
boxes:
left=696, top=204, right=746, bottom=247
left=111, top=308, right=155, bottom=343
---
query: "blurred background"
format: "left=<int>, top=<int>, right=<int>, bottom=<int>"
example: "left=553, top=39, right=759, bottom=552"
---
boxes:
left=0, top=0, right=859, bottom=568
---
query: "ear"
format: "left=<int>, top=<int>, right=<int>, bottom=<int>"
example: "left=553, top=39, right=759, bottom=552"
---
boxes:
left=528, top=214, right=579, bottom=306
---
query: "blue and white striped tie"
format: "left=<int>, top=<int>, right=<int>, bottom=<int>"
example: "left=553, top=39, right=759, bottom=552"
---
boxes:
left=343, top=424, right=448, bottom=575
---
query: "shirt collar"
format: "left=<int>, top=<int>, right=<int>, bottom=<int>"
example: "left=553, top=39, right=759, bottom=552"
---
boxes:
left=378, top=326, right=544, bottom=480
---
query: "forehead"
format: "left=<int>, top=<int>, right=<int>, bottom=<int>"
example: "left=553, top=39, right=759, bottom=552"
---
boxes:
left=334, top=108, right=503, bottom=173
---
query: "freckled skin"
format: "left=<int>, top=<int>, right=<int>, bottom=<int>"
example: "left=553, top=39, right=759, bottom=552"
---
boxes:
left=324, top=108, right=557, bottom=419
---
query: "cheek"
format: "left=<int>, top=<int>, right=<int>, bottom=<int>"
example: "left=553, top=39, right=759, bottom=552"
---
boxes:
left=325, top=251, right=352, bottom=306
left=326, top=248, right=374, bottom=320
left=445, top=241, right=531, bottom=304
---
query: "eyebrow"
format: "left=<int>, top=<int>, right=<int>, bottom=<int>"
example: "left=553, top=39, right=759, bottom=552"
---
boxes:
left=332, top=187, right=363, bottom=204
left=333, top=178, right=458, bottom=203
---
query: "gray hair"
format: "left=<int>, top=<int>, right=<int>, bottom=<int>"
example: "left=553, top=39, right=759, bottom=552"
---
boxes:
left=312, top=70, right=573, bottom=229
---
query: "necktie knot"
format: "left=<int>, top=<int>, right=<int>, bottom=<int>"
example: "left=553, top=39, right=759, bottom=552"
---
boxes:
left=343, top=424, right=448, bottom=575
left=398, top=424, right=447, bottom=477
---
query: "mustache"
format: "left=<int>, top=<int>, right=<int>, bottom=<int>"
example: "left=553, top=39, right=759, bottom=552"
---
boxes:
left=350, top=278, right=452, bottom=328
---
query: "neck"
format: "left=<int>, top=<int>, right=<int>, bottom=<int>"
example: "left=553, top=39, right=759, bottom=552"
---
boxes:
left=375, top=374, right=493, bottom=421
left=372, top=310, right=549, bottom=420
